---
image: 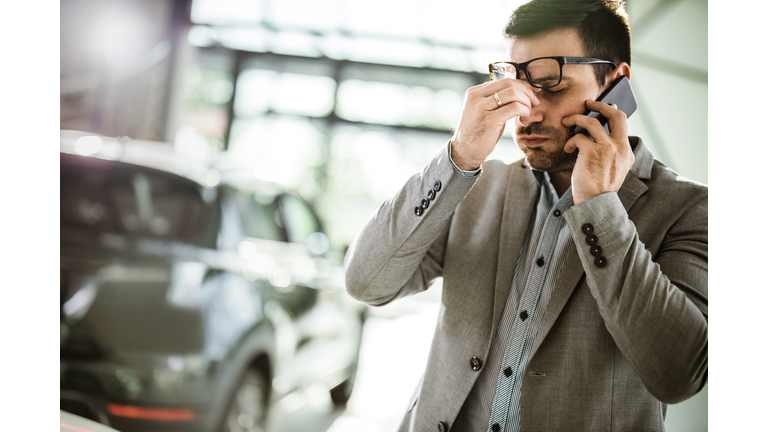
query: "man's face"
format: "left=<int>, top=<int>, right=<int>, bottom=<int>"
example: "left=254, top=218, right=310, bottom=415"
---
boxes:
left=509, top=28, right=605, bottom=173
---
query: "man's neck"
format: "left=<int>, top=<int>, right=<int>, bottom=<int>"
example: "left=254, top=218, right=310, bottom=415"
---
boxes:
left=548, top=170, right=572, bottom=198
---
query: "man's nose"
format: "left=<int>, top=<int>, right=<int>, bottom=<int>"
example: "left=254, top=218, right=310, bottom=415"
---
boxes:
left=519, top=87, right=544, bottom=126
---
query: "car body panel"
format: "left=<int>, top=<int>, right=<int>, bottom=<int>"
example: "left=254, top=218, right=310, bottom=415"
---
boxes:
left=60, top=131, right=365, bottom=432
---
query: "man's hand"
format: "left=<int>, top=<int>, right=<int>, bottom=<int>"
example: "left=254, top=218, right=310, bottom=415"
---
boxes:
left=452, top=79, right=540, bottom=171
left=561, top=100, right=634, bottom=205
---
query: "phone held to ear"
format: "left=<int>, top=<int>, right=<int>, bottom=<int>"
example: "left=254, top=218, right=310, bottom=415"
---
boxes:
left=572, top=75, right=637, bottom=140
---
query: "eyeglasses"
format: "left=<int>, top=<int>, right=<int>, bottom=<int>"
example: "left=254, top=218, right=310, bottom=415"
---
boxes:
left=488, top=57, right=617, bottom=89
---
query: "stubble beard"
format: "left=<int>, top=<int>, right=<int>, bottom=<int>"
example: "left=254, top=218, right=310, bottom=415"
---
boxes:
left=515, top=122, right=578, bottom=173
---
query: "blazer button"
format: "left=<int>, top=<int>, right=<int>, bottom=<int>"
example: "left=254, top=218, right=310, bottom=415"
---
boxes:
left=590, top=245, right=603, bottom=256
left=433, top=180, right=442, bottom=192
left=586, top=234, right=598, bottom=245
left=415, top=206, right=423, bottom=216
left=582, top=223, right=594, bottom=235
left=595, top=256, right=608, bottom=267
left=421, top=198, right=430, bottom=209
left=427, top=189, right=436, bottom=200
left=437, top=421, right=449, bottom=432
left=470, top=356, right=483, bottom=371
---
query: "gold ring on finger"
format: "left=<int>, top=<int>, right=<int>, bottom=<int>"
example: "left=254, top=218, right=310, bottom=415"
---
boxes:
left=493, top=92, right=503, bottom=108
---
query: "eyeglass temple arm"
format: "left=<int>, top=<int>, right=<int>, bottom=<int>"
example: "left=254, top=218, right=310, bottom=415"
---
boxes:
left=562, top=57, right=617, bottom=67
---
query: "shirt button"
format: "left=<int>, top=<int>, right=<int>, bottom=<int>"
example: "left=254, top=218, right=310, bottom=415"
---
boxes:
left=553, top=209, right=561, bottom=217
left=470, top=357, right=483, bottom=371
left=582, top=223, right=594, bottom=235
left=492, top=423, right=501, bottom=432
left=504, top=366, right=512, bottom=377
left=520, top=310, right=528, bottom=321
left=415, top=206, right=423, bottom=216
left=421, top=198, right=430, bottom=209
left=536, top=257, right=545, bottom=267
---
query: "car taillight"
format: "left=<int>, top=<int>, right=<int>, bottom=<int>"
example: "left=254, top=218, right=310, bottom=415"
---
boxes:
left=106, top=404, right=196, bottom=421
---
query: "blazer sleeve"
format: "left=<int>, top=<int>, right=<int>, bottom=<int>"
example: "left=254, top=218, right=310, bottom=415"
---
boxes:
left=343, top=142, right=479, bottom=306
left=564, top=188, right=708, bottom=404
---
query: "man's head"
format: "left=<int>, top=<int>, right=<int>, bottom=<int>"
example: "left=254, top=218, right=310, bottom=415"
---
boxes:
left=505, top=0, right=631, bottom=87
left=504, top=0, right=632, bottom=173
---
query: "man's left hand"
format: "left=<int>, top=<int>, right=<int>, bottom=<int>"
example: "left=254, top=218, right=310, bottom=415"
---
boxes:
left=562, top=100, right=635, bottom=205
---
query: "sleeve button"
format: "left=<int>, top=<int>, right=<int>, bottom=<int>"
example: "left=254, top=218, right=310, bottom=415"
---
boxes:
left=581, top=223, right=594, bottom=235
left=595, top=256, right=608, bottom=267
left=415, top=206, right=423, bottom=216
left=470, top=357, right=483, bottom=371
left=586, top=234, right=598, bottom=245
left=433, top=180, right=442, bottom=192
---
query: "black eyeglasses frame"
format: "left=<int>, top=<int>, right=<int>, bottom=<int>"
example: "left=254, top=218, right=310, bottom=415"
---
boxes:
left=488, top=56, right=617, bottom=88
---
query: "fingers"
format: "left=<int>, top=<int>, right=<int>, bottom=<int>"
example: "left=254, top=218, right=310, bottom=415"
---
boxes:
left=585, top=100, right=628, bottom=139
left=562, top=101, right=630, bottom=155
left=561, top=100, right=627, bottom=143
left=468, top=78, right=540, bottom=112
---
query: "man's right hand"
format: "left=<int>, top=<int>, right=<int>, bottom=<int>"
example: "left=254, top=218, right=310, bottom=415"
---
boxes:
left=451, top=78, right=540, bottom=171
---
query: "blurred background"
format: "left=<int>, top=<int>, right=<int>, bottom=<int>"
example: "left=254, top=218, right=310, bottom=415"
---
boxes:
left=60, top=0, right=707, bottom=431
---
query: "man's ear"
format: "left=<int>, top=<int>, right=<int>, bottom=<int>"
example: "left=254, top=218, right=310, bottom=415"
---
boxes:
left=609, top=62, right=631, bottom=83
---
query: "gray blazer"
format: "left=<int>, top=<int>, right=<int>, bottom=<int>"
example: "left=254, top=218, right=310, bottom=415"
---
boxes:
left=344, top=137, right=708, bottom=432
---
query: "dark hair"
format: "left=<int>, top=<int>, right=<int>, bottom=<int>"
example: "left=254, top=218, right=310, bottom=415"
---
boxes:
left=504, top=0, right=631, bottom=87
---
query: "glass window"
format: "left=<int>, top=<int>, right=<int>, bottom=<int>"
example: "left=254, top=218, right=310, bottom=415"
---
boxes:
left=234, top=70, right=336, bottom=118
left=279, top=194, right=320, bottom=244
left=60, top=154, right=218, bottom=248
left=234, top=188, right=286, bottom=242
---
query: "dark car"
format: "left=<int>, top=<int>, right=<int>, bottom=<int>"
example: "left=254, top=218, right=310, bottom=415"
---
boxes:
left=60, top=131, right=365, bottom=432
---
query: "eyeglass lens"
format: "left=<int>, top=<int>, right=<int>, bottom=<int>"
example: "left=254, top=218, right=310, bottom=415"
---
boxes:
left=491, top=58, right=561, bottom=88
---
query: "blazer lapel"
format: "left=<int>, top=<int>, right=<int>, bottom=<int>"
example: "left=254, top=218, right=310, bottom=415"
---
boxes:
left=529, top=139, right=653, bottom=358
left=491, top=163, right=538, bottom=338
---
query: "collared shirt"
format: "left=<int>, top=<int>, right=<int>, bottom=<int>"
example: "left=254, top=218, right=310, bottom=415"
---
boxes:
left=451, top=158, right=576, bottom=431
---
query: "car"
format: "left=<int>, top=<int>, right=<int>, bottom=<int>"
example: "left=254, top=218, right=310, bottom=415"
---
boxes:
left=60, top=130, right=366, bottom=432
left=61, top=410, right=121, bottom=432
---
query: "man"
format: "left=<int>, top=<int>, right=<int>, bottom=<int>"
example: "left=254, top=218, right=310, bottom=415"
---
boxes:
left=343, top=0, right=707, bottom=431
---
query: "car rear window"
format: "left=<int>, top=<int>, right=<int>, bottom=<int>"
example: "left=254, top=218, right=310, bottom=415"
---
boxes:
left=60, top=153, right=219, bottom=247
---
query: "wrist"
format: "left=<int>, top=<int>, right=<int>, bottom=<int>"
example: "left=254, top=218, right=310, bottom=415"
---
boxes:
left=450, top=139, right=482, bottom=171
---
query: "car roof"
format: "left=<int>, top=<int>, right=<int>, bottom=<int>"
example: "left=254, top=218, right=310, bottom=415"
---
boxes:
left=60, top=130, right=290, bottom=194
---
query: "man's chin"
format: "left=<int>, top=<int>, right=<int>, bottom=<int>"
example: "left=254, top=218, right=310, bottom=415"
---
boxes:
left=523, top=148, right=577, bottom=173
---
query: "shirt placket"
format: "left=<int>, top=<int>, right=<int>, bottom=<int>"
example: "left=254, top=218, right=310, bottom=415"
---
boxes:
left=486, top=184, right=568, bottom=432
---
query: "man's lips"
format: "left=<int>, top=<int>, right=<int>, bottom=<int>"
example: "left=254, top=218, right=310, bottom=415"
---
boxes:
left=517, top=136, right=548, bottom=148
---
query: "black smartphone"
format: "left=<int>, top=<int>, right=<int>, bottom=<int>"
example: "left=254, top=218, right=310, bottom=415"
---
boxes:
left=572, top=75, right=637, bottom=140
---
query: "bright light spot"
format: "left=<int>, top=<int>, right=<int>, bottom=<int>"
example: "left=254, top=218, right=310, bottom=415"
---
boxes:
left=62, top=282, right=98, bottom=320
left=242, top=268, right=259, bottom=281
left=237, top=241, right=258, bottom=260
left=228, top=117, right=324, bottom=188
left=167, top=356, right=184, bottom=372
left=74, top=136, right=104, bottom=156
left=270, top=269, right=292, bottom=288
left=174, top=125, right=218, bottom=165
left=307, top=232, right=330, bottom=255
left=292, top=257, right=316, bottom=282
left=269, top=73, right=336, bottom=117
left=205, top=169, right=221, bottom=187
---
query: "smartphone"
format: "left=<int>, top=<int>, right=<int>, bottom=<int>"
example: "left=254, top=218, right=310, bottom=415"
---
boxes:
left=572, top=75, right=637, bottom=140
